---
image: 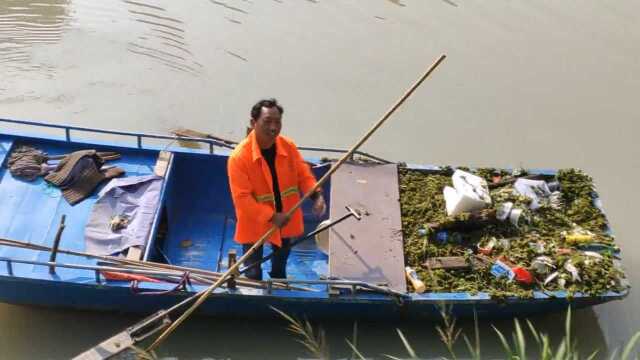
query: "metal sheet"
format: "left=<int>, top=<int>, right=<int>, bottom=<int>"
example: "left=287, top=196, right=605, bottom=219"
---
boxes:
left=328, top=163, right=406, bottom=292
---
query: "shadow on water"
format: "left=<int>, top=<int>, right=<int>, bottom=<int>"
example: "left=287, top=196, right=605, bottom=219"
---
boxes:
left=15, top=304, right=603, bottom=359
left=144, top=305, right=608, bottom=359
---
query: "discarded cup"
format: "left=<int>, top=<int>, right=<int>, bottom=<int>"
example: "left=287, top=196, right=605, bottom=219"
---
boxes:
left=509, top=208, right=524, bottom=227
left=512, top=266, right=534, bottom=285
left=496, top=202, right=513, bottom=221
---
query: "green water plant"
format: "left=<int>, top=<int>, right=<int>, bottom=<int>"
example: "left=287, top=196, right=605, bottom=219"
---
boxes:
left=399, top=167, right=627, bottom=298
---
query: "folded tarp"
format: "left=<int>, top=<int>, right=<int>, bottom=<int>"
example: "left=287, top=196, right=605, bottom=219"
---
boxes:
left=85, top=175, right=163, bottom=256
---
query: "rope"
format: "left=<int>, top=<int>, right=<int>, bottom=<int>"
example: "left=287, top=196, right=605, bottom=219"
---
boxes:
left=130, top=272, right=193, bottom=295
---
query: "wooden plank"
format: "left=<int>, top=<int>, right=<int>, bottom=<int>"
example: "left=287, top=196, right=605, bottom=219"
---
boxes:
left=127, top=246, right=143, bottom=260
left=328, top=163, right=406, bottom=292
left=424, top=256, right=469, bottom=270
left=154, top=150, right=172, bottom=177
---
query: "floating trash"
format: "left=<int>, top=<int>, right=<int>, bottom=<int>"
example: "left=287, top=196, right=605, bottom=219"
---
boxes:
left=496, top=202, right=513, bottom=221
left=530, top=241, right=546, bottom=254
left=399, top=167, right=626, bottom=298
left=531, top=256, right=556, bottom=275
left=491, top=260, right=515, bottom=281
left=512, top=266, right=534, bottom=285
left=564, top=260, right=581, bottom=282
left=478, top=237, right=497, bottom=255
left=544, top=271, right=559, bottom=286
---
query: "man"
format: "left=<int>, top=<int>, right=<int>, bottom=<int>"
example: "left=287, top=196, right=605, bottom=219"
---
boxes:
left=227, top=99, right=326, bottom=280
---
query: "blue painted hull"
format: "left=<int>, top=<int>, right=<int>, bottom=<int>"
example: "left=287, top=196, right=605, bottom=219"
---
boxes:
left=0, top=275, right=620, bottom=320
left=0, top=118, right=629, bottom=321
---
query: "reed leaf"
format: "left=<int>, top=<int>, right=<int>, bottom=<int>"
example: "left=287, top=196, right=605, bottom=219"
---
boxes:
left=585, top=350, right=599, bottom=360
left=345, top=339, right=367, bottom=360
left=526, top=319, right=540, bottom=345
left=564, top=307, right=572, bottom=353
left=396, top=328, right=418, bottom=359
left=493, top=325, right=514, bottom=358
left=620, top=331, right=640, bottom=360
left=351, top=321, right=359, bottom=360
left=513, top=318, right=527, bottom=360
left=462, top=309, right=481, bottom=360
left=271, top=306, right=328, bottom=359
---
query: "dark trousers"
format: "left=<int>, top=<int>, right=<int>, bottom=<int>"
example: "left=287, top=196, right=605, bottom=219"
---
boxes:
left=242, top=238, right=291, bottom=281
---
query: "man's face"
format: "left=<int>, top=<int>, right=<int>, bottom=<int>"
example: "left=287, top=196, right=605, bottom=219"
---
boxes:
left=251, top=106, right=282, bottom=144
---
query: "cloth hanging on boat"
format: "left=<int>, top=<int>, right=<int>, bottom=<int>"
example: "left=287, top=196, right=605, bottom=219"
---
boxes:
left=6, top=146, right=121, bottom=183
left=44, top=150, right=125, bottom=205
left=85, top=175, right=163, bottom=256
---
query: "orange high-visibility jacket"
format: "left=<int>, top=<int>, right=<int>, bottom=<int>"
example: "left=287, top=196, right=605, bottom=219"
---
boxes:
left=227, top=130, right=318, bottom=247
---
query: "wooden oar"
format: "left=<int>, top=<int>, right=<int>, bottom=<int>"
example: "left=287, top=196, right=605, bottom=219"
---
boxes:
left=146, top=54, right=447, bottom=351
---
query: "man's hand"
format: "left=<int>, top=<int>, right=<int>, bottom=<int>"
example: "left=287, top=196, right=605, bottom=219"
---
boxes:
left=271, top=212, right=290, bottom=228
left=312, top=194, right=327, bottom=218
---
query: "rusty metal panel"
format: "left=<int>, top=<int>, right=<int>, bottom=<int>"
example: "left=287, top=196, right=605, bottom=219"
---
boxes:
left=328, top=163, right=406, bottom=292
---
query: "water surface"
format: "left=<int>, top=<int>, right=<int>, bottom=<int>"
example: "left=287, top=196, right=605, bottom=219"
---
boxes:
left=1, top=0, right=639, bottom=358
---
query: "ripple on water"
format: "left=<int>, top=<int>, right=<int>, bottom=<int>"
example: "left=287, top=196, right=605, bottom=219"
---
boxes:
left=0, top=0, right=70, bottom=77
left=123, top=0, right=203, bottom=76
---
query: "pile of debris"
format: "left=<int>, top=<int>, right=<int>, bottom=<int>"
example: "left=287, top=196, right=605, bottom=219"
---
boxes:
left=399, top=167, right=627, bottom=298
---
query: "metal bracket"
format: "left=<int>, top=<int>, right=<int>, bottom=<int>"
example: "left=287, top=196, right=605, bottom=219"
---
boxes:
left=72, top=310, right=171, bottom=360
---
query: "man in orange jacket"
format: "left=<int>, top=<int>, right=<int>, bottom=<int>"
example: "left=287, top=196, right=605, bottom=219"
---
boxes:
left=227, top=99, right=326, bottom=280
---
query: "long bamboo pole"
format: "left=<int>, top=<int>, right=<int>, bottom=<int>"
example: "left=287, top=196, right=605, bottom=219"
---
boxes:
left=146, top=54, right=447, bottom=351
left=0, top=237, right=301, bottom=290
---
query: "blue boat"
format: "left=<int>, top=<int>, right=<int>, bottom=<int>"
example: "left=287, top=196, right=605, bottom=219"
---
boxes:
left=0, top=118, right=629, bottom=322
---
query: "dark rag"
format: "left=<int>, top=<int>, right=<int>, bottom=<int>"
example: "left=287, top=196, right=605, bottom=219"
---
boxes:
left=45, top=150, right=125, bottom=205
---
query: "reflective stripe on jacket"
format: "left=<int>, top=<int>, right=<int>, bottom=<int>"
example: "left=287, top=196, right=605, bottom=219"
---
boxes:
left=227, top=130, right=318, bottom=247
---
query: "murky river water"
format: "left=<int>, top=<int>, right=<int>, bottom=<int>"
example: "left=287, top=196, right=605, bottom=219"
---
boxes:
left=1, top=0, right=639, bottom=358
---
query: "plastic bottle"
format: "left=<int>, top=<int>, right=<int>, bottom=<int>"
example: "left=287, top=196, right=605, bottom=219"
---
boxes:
left=405, top=266, right=426, bottom=293
left=435, top=231, right=462, bottom=245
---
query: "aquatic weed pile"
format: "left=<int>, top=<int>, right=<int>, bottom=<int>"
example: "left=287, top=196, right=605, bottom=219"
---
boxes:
left=399, top=167, right=627, bottom=298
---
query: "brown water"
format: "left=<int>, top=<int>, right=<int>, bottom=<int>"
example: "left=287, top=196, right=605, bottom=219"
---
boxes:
left=1, top=0, right=639, bottom=358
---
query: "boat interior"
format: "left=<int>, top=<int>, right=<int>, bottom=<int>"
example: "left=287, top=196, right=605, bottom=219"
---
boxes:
left=0, top=132, right=332, bottom=284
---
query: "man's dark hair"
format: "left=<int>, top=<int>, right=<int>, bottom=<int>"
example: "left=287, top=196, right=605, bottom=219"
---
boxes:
left=251, top=98, right=284, bottom=120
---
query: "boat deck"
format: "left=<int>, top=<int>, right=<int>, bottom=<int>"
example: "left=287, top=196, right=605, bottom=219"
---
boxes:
left=156, top=153, right=330, bottom=282
left=0, top=135, right=332, bottom=284
left=0, top=136, right=158, bottom=281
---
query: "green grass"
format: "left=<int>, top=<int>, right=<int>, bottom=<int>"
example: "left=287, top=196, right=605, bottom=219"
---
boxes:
left=273, top=306, right=640, bottom=360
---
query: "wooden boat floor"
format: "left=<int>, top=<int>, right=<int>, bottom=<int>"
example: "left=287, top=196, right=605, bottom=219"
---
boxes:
left=328, top=163, right=406, bottom=292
